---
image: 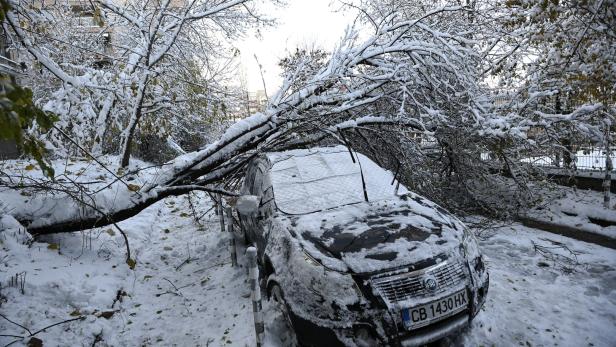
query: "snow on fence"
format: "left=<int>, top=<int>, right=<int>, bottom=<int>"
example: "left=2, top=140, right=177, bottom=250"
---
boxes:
left=416, top=136, right=614, bottom=172
left=478, top=146, right=616, bottom=173
left=414, top=134, right=614, bottom=174
left=520, top=147, right=616, bottom=172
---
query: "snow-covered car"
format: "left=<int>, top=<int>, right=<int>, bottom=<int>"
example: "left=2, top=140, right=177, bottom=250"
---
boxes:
left=236, top=146, right=489, bottom=346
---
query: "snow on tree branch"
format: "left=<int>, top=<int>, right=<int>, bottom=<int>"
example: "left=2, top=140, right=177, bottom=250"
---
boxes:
left=6, top=5, right=483, bottom=233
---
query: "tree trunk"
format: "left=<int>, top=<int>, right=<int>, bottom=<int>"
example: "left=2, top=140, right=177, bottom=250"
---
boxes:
left=119, top=75, right=149, bottom=167
left=563, top=138, right=573, bottom=169
left=120, top=116, right=138, bottom=168
left=23, top=185, right=235, bottom=235
left=604, top=126, right=612, bottom=209
left=92, top=94, right=117, bottom=155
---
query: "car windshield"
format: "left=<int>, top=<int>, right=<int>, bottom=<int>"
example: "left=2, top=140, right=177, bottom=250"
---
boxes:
left=267, top=146, right=407, bottom=214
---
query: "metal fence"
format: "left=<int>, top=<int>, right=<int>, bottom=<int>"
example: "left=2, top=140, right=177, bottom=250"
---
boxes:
left=410, top=133, right=615, bottom=173
left=521, top=146, right=616, bottom=172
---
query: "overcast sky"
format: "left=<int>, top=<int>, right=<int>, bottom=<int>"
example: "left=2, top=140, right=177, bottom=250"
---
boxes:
left=235, top=0, right=356, bottom=94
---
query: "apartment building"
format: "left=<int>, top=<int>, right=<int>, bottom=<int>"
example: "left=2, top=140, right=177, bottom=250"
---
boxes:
left=247, top=89, right=268, bottom=114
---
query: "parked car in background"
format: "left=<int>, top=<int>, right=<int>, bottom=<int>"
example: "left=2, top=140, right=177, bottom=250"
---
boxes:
left=236, top=146, right=489, bottom=346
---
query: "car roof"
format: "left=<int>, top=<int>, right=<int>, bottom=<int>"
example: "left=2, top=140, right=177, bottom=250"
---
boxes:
left=265, top=146, right=408, bottom=214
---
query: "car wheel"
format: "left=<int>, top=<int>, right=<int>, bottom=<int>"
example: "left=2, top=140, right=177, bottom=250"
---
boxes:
left=269, top=284, right=300, bottom=347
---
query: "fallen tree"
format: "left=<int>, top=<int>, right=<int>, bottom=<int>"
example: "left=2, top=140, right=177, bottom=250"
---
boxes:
left=4, top=6, right=476, bottom=235
left=3, top=2, right=611, bottom=235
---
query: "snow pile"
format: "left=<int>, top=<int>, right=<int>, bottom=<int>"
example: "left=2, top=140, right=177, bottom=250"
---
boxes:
left=0, top=193, right=271, bottom=346
left=525, top=187, right=616, bottom=239
left=0, top=213, right=132, bottom=346
left=283, top=196, right=463, bottom=274
left=460, top=222, right=616, bottom=347
left=0, top=156, right=156, bottom=230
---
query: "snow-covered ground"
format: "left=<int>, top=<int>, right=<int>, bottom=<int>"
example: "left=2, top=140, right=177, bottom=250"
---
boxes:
left=1, top=195, right=260, bottom=346
left=2, top=199, right=615, bottom=346
left=460, top=223, right=616, bottom=347
left=525, top=187, right=616, bottom=240
left=1, top=159, right=615, bottom=347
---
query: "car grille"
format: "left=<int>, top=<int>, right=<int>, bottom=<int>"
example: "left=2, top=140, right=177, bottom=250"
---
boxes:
left=370, top=261, right=466, bottom=306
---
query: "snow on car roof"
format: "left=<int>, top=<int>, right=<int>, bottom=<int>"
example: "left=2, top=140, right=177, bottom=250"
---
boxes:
left=266, top=146, right=408, bottom=214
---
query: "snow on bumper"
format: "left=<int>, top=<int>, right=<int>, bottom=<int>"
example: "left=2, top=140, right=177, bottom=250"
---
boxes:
left=280, top=258, right=488, bottom=346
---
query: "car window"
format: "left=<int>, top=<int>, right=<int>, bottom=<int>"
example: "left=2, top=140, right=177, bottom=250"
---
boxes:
left=267, top=147, right=408, bottom=214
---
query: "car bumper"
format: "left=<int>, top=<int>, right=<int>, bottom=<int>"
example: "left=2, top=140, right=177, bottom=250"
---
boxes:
left=398, top=311, right=469, bottom=347
left=285, top=265, right=488, bottom=346
left=287, top=282, right=485, bottom=347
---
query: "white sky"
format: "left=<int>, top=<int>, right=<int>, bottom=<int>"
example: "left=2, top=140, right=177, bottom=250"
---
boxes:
left=235, top=0, right=356, bottom=94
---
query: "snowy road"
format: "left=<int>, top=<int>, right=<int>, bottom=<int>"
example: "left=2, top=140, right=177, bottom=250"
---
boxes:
left=1, top=197, right=615, bottom=347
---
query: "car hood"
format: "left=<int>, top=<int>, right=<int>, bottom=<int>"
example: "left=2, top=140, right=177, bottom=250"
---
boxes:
left=287, top=193, right=466, bottom=274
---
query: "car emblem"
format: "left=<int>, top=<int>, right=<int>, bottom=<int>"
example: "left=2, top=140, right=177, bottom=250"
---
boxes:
left=423, top=275, right=438, bottom=291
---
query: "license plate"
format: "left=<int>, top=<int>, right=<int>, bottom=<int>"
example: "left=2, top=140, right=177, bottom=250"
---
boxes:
left=401, top=290, right=468, bottom=329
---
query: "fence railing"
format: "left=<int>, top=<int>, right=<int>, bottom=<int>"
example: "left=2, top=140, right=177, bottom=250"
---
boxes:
left=521, top=146, right=616, bottom=172
left=413, top=133, right=615, bottom=174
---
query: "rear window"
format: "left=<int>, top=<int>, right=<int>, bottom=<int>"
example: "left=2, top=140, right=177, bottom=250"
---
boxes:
left=268, top=147, right=407, bottom=214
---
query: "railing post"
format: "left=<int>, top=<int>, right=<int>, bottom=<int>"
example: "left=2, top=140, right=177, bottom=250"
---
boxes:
left=604, top=127, right=612, bottom=209
left=217, top=194, right=225, bottom=233
left=247, top=247, right=264, bottom=347
left=225, top=207, right=238, bottom=267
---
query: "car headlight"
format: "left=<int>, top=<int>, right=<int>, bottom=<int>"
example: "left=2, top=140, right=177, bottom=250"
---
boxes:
left=301, top=250, right=363, bottom=303
left=472, top=255, right=485, bottom=273
left=302, top=249, right=349, bottom=273
left=461, top=229, right=479, bottom=259
left=461, top=230, right=485, bottom=273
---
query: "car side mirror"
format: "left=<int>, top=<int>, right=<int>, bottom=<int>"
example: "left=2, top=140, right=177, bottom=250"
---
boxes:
left=236, top=195, right=259, bottom=216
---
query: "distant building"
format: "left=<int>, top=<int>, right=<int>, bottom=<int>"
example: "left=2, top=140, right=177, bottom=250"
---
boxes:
left=492, top=92, right=512, bottom=108
left=0, top=22, right=24, bottom=79
left=247, top=89, right=268, bottom=114
left=67, top=0, right=114, bottom=67
left=227, top=89, right=268, bottom=121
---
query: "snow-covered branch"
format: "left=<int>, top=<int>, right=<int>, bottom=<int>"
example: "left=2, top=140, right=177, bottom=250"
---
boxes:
left=6, top=4, right=479, bottom=233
